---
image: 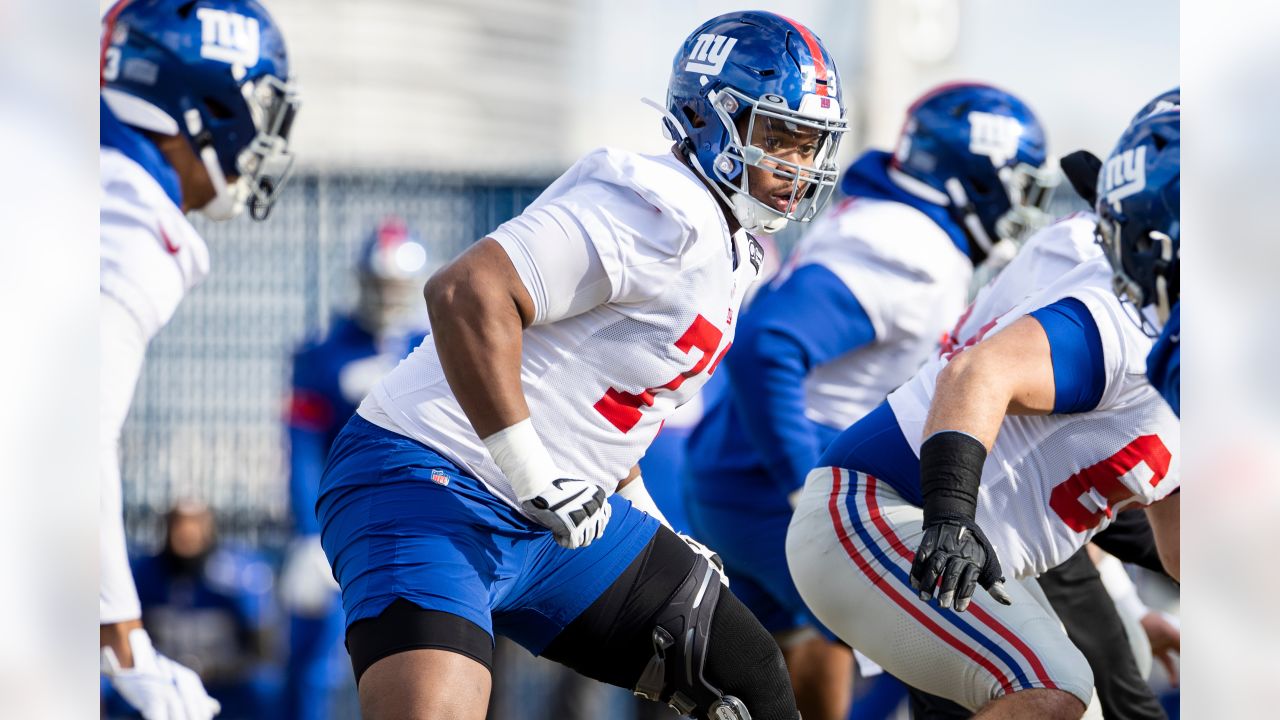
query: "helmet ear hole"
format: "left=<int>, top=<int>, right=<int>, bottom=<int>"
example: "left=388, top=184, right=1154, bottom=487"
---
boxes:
left=681, top=105, right=706, bottom=129
left=204, top=97, right=236, bottom=120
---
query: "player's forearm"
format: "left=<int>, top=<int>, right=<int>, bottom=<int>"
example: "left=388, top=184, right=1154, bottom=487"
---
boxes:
left=425, top=240, right=535, bottom=439
left=922, top=352, right=1014, bottom=450
left=1146, top=493, right=1180, bottom=582
left=101, top=618, right=144, bottom=667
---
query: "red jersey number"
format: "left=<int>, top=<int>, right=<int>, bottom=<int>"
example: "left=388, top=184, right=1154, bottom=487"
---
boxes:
left=594, top=314, right=731, bottom=433
left=1048, top=434, right=1173, bottom=532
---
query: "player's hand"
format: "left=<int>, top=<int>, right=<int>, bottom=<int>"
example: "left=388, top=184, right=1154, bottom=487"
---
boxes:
left=679, top=533, right=729, bottom=587
left=1140, top=610, right=1180, bottom=686
left=520, top=478, right=611, bottom=549
left=102, top=628, right=222, bottom=720
left=910, top=515, right=1012, bottom=612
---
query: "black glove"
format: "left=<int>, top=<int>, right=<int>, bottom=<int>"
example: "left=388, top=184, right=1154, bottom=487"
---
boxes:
left=910, top=514, right=1011, bottom=611
left=1060, top=149, right=1103, bottom=206
left=911, top=431, right=1012, bottom=612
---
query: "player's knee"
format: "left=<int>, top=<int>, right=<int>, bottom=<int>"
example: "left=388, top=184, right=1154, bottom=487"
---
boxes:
left=701, top=590, right=799, bottom=720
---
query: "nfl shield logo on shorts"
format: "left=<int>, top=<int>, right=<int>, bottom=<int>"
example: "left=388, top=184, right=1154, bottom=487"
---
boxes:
left=431, top=469, right=449, bottom=486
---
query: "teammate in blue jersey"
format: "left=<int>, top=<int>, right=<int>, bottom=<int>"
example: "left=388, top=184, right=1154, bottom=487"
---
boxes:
left=315, top=11, right=850, bottom=720
left=682, top=83, right=1055, bottom=720
left=104, top=503, right=280, bottom=719
left=100, top=2, right=298, bottom=718
left=279, top=220, right=432, bottom=720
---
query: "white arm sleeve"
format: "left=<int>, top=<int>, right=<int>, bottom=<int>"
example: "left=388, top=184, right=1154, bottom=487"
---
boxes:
left=491, top=204, right=613, bottom=325
left=100, top=296, right=146, bottom=624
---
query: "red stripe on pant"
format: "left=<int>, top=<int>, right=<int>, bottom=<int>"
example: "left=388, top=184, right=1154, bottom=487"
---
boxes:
left=862, top=474, right=1059, bottom=690
left=825, top=467, right=1016, bottom=694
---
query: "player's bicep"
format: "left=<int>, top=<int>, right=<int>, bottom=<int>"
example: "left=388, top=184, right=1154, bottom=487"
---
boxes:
left=960, top=315, right=1059, bottom=416
left=427, top=237, right=537, bottom=328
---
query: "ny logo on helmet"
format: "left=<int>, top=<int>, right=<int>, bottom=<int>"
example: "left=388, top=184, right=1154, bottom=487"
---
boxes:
left=197, top=7, right=261, bottom=68
left=686, top=34, right=738, bottom=76
left=968, top=111, right=1023, bottom=167
left=1103, top=146, right=1147, bottom=207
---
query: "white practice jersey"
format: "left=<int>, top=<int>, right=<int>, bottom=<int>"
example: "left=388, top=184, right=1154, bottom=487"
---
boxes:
left=780, top=196, right=972, bottom=429
left=100, top=147, right=210, bottom=341
left=361, top=148, right=760, bottom=511
left=887, top=214, right=1180, bottom=578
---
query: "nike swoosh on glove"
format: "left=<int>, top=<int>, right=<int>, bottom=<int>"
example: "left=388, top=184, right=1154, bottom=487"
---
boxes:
left=521, top=477, right=612, bottom=549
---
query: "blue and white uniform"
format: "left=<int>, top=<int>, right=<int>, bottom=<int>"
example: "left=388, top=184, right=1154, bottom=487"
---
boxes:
left=786, top=215, right=1180, bottom=711
left=318, top=148, right=762, bottom=652
left=282, top=315, right=425, bottom=720
left=1146, top=302, right=1179, bottom=417
left=682, top=150, right=972, bottom=635
left=100, top=99, right=210, bottom=624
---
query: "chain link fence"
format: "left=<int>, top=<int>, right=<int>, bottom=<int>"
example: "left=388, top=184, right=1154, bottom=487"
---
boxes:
left=120, top=171, right=549, bottom=552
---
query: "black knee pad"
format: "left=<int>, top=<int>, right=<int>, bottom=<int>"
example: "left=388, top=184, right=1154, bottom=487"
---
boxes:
left=634, top=555, right=798, bottom=720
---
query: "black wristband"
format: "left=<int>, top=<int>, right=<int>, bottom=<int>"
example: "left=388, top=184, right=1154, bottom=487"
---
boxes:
left=920, top=431, right=988, bottom=523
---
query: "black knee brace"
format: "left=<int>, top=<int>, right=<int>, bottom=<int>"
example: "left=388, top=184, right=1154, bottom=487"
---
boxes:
left=633, top=556, right=797, bottom=720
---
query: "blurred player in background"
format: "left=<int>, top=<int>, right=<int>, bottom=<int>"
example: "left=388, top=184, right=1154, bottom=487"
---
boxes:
left=315, top=11, right=847, bottom=720
left=103, top=502, right=280, bottom=719
left=280, top=219, right=432, bottom=720
left=786, top=108, right=1181, bottom=719
left=682, top=82, right=1054, bottom=720
left=100, top=1, right=298, bottom=717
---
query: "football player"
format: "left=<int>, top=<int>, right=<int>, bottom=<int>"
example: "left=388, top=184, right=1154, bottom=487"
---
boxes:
left=314, top=11, right=846, bottom=720
left=785, top=109, right=1181, bottom=719
left=681, top=83, right=1054, bottom=720
left=280, top=219, right=432, bottom=720
left=100, top=1, right=298, bottom=718
left=1098, top=95, right=1180, bottom=417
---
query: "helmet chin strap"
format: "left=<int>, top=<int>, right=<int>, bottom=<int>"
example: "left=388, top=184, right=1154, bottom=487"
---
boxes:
left=944, top=178, right=995, bottom=257
left=196, top=144, right=245, bottom=221
left=731, top=193, right=787, bottom=234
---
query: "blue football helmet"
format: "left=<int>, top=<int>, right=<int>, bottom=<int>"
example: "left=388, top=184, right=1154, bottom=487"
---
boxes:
left=1131, top=86, right=1180, bottom=124
left=889, top=83, right=1055, bottom=258
left=1097, top=108, right=1180, bottom=333
left=100, top=0, right=299, bottom=221
left=355, top=218, right=434, bottom=336
left=658, top=11, right=848, bottom=234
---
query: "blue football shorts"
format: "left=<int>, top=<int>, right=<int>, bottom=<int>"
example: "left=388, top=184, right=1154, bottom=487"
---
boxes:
left=316, top=414, right=660, bottom=655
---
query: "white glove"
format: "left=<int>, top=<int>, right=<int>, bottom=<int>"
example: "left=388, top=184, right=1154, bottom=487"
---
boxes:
left=679, top=533, right=729, bottom=587
left=520, top=478, right=612, bottom=549
left=484, top=419, right=611, bottom=549
left=102, top=628, right=221, bottom=720
left=280, top=534, right=340, bottom=616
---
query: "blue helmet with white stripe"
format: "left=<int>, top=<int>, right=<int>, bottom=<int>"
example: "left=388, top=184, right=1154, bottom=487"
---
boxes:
left=1097, top=107, right=1180, bottom=332
left=889, top=83, right=1055, bottom=259
left=101, top=0, right=299, bottom=220
left=660, top=11, right=849, bottom=234
left=1131, top=87, right=1180, bottom=124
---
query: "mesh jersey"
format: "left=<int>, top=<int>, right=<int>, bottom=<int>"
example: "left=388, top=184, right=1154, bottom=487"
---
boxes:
left=100, top=147, right=210, bottom=341
left=886, top=214, right=1180, bottom=578
left=361, top=148, right=760, bottom=511
left=784, top=196, right=973, bottom=428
